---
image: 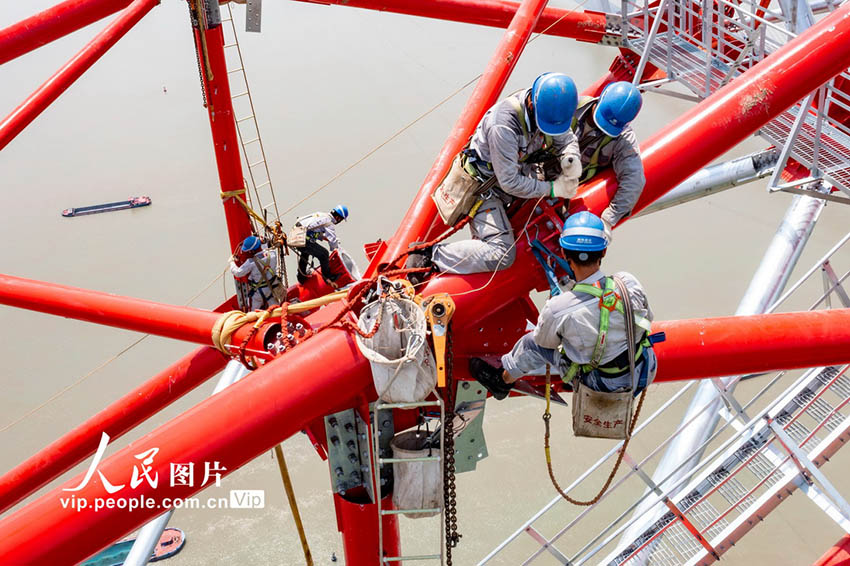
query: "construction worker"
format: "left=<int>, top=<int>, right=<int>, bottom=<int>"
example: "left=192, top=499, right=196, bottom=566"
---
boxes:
left=410, top=73, right=583, bottom=276
left=229, top=235, right=283, bottom=310
left=573, top=81, right=645, bottom=233
left=294, top=205, right=348, bottom=285
left=468, top=211, right=656, bottom=400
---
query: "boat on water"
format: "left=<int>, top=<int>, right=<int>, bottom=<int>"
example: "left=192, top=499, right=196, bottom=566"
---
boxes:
left=81, top=527, right=185, bottom=566
left=62, top=196, right=151, bottom=218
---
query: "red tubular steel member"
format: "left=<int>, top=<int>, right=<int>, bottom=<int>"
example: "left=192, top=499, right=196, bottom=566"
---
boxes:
left=189, top=0, right=254, bottom=250
left=294, top=0, right=607, bottom=43
left=0, top=0, right=134, bottom=66
left=0, top=273, right=277, bottom=353
left=370, top=0, right=558, bottom=272
left=0, top=346, right=227, bottom=514
left=0, top=0, right=158, bottom=151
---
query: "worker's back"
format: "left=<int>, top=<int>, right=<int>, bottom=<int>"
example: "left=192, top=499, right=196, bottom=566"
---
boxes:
left=534, top=270, right=652, bottom=366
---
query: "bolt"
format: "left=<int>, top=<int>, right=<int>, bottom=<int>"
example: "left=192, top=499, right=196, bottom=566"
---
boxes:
left=359, top=433, right=367, bottom=439
left=287, top=334, right=295, bottom=342
left=330, top=436, right=340, bottom=446
left=335, top=467, right=344, bottom=477
left=546, top=221, right=554, bottom=230
left=350, top=470, right=361, bottom=480
left=346, top=440, right=356, bottom=450
left=329, top=417, right=338, bottom=428
left=462, top=382, right=470, bottom=390
left=382, top=419, right=391, bottom=428
left=339, top=489, right=346, bottom=496
left=348, top=453, right=358, bottom=463
left=266, top=343, right=274, bottom=351
left=276, top=332, right=283, bottom=340
left=535, top=206, right=543, bottom=215
left=295, top=323, right=304, bottom=330
left=344, top=423, right=354, bottom=432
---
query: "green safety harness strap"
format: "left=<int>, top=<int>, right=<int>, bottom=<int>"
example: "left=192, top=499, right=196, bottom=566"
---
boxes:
left=562, top=276, right=652, bottom=383
left=572, top=97, right=614, bottom=183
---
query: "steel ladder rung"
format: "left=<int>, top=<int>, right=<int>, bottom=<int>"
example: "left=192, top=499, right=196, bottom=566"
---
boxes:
left=236, top=114, right=255, bottom=123
left=232, top=91, right=250, bottom=98
left=228, top=67, right=244, bottom=74
left=383, top=554, right=441, bottom=562
left=248, top=159, right=265, bottom=167
left=242, top=137, right=259, bottom=144
left=255, top=181, right=270, bottom=189
left=380, top=456, right=440, bottom=464
left=223, top=42, right=238, bottom=48
left=377, top=400, right=441, bottom=410
left=380, top=507, right=441, bottom=516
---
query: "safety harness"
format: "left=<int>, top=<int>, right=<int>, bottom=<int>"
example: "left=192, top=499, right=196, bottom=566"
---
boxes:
left=572, top=97, right=614, bottom=183
left=249, top=253, right=282, bottom=308
left=562, top=276, right=653, bottom=383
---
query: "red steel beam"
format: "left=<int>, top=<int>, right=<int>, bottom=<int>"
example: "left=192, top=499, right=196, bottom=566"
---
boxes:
left=0, top=0, right=133, bottom=66
left=0, top=346, right=226, bottom=514
left=0, top=273, right=266, bottom=350
left=0, top=0, right=158, bottom=151
left=192, top=12, right=254, bottom=250
left=2, top=305, right=850, bottom=562
left=813, top=534, right=850, bottom=566
left=371, top=0, right=556, bottom=271
left=296, top=0, right=607, bottom=43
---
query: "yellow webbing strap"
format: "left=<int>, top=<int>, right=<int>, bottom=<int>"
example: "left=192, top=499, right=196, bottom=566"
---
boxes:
left=221, top=182, right=271, bottom=230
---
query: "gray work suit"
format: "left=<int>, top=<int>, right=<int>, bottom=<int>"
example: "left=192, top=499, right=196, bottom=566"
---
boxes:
left=575, top=100, right=646, bottom=226
left=432, top=90, right=579, bottom=274
left=501, top=270, right=657, bottom=393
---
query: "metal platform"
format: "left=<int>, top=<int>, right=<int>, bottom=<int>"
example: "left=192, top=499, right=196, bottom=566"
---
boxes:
left=623, top=0, right=850, bottom=200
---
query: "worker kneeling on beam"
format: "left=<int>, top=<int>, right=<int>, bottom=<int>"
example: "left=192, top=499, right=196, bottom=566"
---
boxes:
left=230, top=235, right=284, bottom=310
left=574, top=82, right=645, bottom=235
left=469, top=211, right=657, bottom=400
left=410, top=73, right=583, bottom=277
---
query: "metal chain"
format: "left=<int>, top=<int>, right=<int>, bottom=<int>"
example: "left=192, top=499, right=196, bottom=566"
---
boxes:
left=443, top=324, right=461, bottom=564
left=543, top=365, right=648, bottom=506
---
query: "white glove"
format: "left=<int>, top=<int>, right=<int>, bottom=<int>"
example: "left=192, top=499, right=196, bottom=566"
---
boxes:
left=560, top=152, right=582, bottom=180
left=551, top=175, right=578, bottom=199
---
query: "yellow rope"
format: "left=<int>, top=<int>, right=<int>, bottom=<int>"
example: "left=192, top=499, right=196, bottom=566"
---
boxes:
left=210, top=290, right=348, bottom=355
left=274, top=444, right=314, bottom=566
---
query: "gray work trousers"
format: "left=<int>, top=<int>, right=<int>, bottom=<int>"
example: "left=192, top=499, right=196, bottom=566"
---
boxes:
left=431, top=194, right=516, bottom=274
left=501, top=333, right=657, bottom=393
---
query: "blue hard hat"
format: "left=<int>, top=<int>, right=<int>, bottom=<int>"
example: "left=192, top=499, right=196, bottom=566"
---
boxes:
left=241, top=235, right=262, bottom=253
left=559, top=211, right=609, bottom=252
left=332, top=204, right=349, bottom=221
left=531, top=73, right=578, bottom=137
left=593, top=81, right=643, bottom=137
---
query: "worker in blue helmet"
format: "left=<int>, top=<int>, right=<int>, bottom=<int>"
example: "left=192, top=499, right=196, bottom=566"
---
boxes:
left=572, top=81, right=645, bottom=235
left=469, top=212, right=657, bottom=400
left=292, top=205, right=349, bottom=286
left=411, top=73, right=583, bottom=280
left=229, top=235, right=284, bottom=310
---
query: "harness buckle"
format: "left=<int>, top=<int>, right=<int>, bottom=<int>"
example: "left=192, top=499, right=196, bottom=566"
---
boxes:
left=599, top=288, right=619, bottom=313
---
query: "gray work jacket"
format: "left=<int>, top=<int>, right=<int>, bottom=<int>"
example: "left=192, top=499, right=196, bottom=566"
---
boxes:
left=469, top=90, right=579, bottom=199
left=533, top=270, right=653, bottom=366
left=575, top=100, right=646, bottom=225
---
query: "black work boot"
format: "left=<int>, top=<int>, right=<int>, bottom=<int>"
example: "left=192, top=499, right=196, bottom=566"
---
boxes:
left=469, top=358, right=513, bottom=400
left=405, top=242, right=435, bottom=285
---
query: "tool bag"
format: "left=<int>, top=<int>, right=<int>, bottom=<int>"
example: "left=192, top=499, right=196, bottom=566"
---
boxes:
left=355, top=297, right=437, bottom=403
left=431, top=154, right=497, bottom=226
left=571, top=276, right=639, bottom=440
left=288, top=224, right=307, bottom=248
left=390, top=429, right=442, bottom=518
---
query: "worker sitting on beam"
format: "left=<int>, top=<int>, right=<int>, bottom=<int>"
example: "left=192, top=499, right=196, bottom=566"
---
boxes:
left=469, top=212, right=657, bottom=399
left=407, top=73, right=583, bottom=279
left=291, top=205, right=349, bottom=286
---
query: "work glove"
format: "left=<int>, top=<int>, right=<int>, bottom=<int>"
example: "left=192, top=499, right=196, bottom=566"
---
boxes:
left=560, top=152, right=582, bottom=180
